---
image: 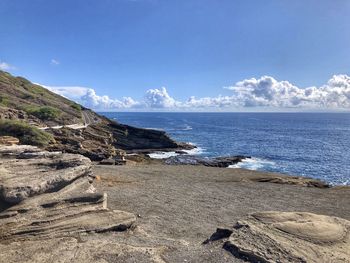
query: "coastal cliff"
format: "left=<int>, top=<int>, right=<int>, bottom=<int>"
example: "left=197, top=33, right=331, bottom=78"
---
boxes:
left=0, top=70, right=188, bottom=160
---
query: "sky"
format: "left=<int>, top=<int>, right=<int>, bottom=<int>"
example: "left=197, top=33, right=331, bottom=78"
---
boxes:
left=0, top=0, right=350, bottom=111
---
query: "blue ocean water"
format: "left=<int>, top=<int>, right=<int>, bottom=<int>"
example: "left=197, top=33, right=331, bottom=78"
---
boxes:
left=101, top=112, right=350, bottom=185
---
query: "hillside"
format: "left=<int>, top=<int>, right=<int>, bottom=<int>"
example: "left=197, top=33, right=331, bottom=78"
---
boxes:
left=0, top=70, right=188, bottom=160
left=0, top=70, right=83, bottom=126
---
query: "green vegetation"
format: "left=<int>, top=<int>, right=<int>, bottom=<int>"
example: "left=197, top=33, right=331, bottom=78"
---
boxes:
left=0, top=70, right=83, bottom=123
left=0, top=95, right=9, bottom=106
left=26, top=84, right=50, bottom=96
left=0, top=120, right=54, bottom=146
left=25, top=106, right=61, bottom=120
left=71, top=103, right=82, bottom=111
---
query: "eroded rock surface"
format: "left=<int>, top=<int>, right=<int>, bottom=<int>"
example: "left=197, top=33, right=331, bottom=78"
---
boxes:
left=0, top=148, right=92, bottom=203
left=207, top=211, right=350, bottom=263
left=0, top=145, right=135, bottom=243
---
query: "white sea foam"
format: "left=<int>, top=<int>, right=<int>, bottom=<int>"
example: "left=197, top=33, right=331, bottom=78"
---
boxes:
left=148, top=151, right=179, bottom=159
left=148, top=144, right=205, bottom=159
left=182, top=125, right=192, bottom=131
left=228, top=157, right=275, bottom=171
left=182, top=146, right=205, bottom=155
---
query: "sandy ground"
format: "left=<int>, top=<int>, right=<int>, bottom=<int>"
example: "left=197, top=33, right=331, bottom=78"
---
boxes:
left=93, top=164, right=350, bottom=262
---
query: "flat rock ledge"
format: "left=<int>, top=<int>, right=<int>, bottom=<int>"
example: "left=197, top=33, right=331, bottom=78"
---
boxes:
left=0, top=145, right=136, bottom=243
left=206, top=211, right=350, bottom=263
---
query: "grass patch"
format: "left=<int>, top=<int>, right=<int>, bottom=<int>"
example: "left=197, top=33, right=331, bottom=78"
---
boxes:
left=25, top=106, right=61, bottom=120
left=0, top=95, right=9, bottom=107
left=0, top=120, right=55, bottom=146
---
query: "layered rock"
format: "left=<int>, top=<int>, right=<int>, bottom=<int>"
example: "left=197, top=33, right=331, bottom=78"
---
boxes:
left=206, top=211, right=350, bottom=262
left=0, top=148, right=92, bottom=203
left=46, top=116, right=190, bottom=161
left=0, top=145, right=135, bottom=242
left=0, top=136, right=19, bottom=146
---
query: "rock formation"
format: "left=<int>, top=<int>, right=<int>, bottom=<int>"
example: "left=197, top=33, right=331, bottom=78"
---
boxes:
left=0, top=145, right=135, bottom=242
left=207, top=211, right=350, bottom=262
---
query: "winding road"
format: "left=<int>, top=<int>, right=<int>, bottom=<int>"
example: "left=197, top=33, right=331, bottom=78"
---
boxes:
left=81, top=110, right=97, bottom=126
left=39, top=110, right=98, bottom=130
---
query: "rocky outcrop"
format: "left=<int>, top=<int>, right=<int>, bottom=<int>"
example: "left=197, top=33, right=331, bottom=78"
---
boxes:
left=248, top=175, right=330, bottom=188
left=46, top=125, right=118, bottom=161
left=0, top=147, right=92, bottom=203
left=0, top=106, right=43, bottom=125
left=0, top=145, right=135, bottom=242
left=46, top=116, right=191, bottom=161
left=164, top=155, right=248, bottom=167
left=0, top=136, right=19, bottom=146
left=206, top=211, right=350, bottom=262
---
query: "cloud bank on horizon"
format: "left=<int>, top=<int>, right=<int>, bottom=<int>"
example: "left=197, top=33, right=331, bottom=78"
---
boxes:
left=43, top=74, right=350, bottom=111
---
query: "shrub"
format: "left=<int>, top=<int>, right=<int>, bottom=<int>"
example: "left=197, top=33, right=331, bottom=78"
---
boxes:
left=0, top=95, right=9, bottom=106
left=0, top=120, right=54, bottom=146
left=71, top=103, right=82, bottom=111
left=26, top=106, right=61, bottom=120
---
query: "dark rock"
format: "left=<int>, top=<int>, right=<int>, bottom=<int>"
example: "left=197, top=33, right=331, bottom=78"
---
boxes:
left=175, top=150, right=187, bottom=155
left=100, top=158, right=116, bottom=165
left=164, top=155, right=249, bottom=168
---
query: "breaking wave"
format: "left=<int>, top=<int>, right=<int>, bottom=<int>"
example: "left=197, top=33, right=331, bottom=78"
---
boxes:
left=228, top=157, right=276, bottom=171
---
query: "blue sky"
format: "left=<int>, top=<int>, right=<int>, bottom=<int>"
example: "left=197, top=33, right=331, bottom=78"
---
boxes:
left=1, top=0, right=350, bottom=111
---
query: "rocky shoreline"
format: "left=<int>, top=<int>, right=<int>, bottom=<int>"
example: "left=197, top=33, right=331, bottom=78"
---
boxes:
left=0, top=145, right=349, bottom=262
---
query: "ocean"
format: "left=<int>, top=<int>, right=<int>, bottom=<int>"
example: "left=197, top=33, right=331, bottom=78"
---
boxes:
left=101, top=112, right=350, bottom=186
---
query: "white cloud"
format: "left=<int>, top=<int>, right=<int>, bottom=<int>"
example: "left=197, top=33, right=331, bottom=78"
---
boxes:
left=41, top=74, right=350, bottom=111
left=224, top=75, right=350, bottom=109
left=0, top=61, right=16, bottom=70
left=80, top=88, right=140, bottom=109
left=50, top=59, right=60, bottom=65
left=144, top=87, right=179, bottom=108
left=40, top=85, right=89, bottom=100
